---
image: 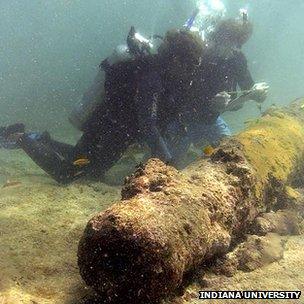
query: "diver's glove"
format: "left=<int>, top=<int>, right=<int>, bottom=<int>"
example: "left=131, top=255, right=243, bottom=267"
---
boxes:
left=211, top=91, right=232, bottom=113
left=248, top=82, right=269, bottom=103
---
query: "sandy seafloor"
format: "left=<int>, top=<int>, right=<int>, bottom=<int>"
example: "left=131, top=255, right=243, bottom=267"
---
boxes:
left=0, top=147, right=303, bottom=304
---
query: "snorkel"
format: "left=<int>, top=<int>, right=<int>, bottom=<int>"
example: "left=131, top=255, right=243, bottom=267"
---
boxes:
left=240, top=8, right=249, bottom=24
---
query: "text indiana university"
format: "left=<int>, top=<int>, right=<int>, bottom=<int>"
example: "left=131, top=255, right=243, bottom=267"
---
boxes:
left=198, top=291, right=301, bottom=300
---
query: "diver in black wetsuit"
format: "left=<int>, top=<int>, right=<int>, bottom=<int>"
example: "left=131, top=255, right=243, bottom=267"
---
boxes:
left=163, top=16, right=269, bottom=164
left=0, top=29, right=205, bottom=184
left=4, top=61, right=168, bottom=184
left=0, top=16, right=269, bottom=183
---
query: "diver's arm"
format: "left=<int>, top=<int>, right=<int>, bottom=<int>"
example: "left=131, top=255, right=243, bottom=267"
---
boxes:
left=135, top=71, right=172, bottom=162
left=236, top=52, right=269, bottom=106
left=224, top=53, right=255, bottom=111
left=235, top=51, right=255, bottom=91
left=225, top=92, right=251, bottom=112
left=225, top=52, right=265, bottom=112
left=225, top=82, right=269, bottom=112
left=237, top=67, right=255, bottom=92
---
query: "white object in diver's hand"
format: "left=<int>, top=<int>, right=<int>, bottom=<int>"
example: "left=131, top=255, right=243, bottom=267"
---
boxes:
left=252, top=82, right=269, bottom=92
left=250, top=82, right=269, bottom=103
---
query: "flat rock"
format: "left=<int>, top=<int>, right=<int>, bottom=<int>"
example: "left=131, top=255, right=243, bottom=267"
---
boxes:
left=212, top=233, right=285, bottom=276
left=251, top=210, right=300, bottom=236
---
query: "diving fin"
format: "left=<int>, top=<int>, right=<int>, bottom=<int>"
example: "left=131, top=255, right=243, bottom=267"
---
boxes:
left=0, top=123, right=25, bottom=149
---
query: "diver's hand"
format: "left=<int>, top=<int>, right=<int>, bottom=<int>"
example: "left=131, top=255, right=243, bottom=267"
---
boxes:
left=248, top=82, right=269, bottom=103
left=212, top=91, right=231, bottom=113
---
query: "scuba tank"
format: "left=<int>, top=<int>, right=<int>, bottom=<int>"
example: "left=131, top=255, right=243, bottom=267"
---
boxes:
left=69, top=44, right=134, bottom=131
left=68, top=68, right=106, bottom=131
left=69, top=27, right=156, bottom=131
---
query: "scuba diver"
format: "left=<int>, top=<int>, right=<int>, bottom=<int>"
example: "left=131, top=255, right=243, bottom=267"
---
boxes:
left=69, top=0, right=228, bottom=133
left=163, top=9, right=269, bottom=165
left=69, top=26, right=160, bottom=132
left=0, top=28, right=205, bottom=184
left=0, top=7, right=268, bottom=183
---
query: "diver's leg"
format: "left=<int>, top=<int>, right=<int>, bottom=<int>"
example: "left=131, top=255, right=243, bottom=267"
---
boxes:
left=39, top=131, right=75, bottom=160
left=17, top=129, right=122, bottom=184
left=74, top=121, right=134, bottom=178
left=6, top=116, right=132, bottom=183
left=19, top=123, right=123, bottom=183
left=206, top=116, right=232, bottom=145
left=192, top=116, right=232, bottom=148
left=0, top=124, right=72, bottom=153
left=18, top=134, right=84, bottom=184
left=0, top=124, right=89, bottom=183
left=48, top=140, right=75, bottom=160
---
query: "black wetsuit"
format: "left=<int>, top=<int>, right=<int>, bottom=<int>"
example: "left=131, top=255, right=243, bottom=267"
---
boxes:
left=162, top=47, right=255, bottom=163
left=182, top=47, right=254, bottom=125
left=17, top=57, right=172, bottom=184
left=7, top=48, right=254, bottom=184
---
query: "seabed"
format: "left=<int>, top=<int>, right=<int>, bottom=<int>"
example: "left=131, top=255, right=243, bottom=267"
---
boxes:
left=0, top=148, right=303, bottom=304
